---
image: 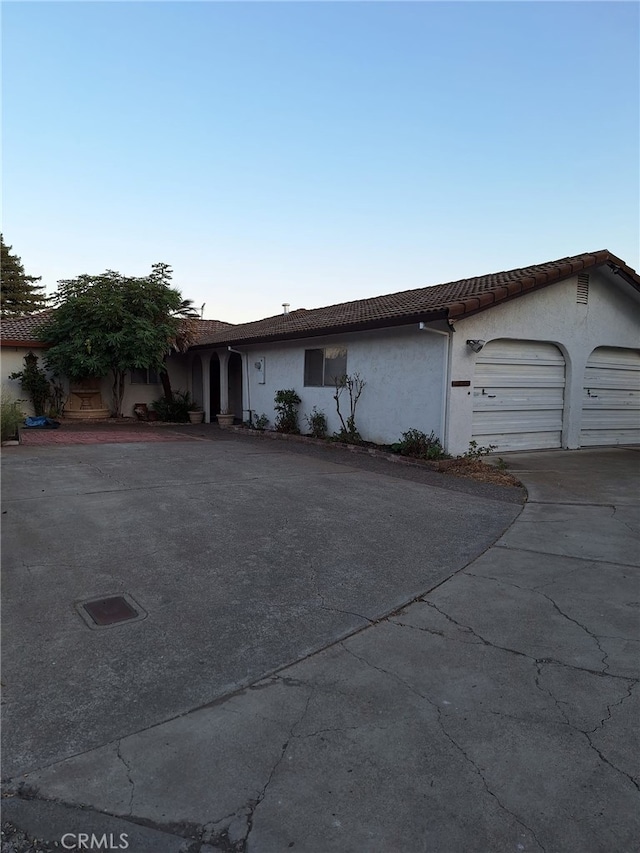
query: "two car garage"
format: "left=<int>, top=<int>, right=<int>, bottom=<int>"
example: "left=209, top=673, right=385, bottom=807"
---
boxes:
left=471, top=339, right=640, bottom=452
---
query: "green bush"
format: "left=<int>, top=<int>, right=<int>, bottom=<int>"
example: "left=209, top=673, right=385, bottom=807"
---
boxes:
left=390, top=429, right=448, bottom=460
left=1, top=394, right=25, bottom=442
left=253, top=413, right=269, bottom=431
left=462, top=439, right=496, bottom=460
left=305, top=407, right=328, bottom=438
left=8, top=352, right=55, bottom=416
left=274, top=389, right=301, bottom=434
left=151, top=390, right=192, bottom=422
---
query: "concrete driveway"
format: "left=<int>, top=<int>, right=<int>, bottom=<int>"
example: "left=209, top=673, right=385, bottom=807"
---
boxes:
left=1, top=436, right=638, bottom=852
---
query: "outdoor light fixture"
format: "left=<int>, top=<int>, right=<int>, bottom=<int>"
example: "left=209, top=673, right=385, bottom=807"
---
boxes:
left=466, top=339, right=485, bottom=353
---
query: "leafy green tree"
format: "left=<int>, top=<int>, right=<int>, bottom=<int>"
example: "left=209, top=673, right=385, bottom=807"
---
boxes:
left=38, top=264, right=197, bottom=416
left=1, top=235, right=47, bottom=316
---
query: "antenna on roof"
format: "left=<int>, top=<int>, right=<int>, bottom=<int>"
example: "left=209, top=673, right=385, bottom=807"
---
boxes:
left=200, top=304, right=205, bottom=319
left=282, top=303, right=290, bottom=315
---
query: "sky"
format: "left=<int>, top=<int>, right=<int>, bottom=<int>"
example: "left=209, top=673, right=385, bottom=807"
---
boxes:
left=3, top=1, right=639, bottom=324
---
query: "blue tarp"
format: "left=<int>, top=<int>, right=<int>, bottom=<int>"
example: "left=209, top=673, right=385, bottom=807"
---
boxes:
left=23, top=416, right=61, bottom=429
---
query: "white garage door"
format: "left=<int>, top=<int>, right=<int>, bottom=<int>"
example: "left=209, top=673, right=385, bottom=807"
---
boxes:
left=472, top=339, right=566, bottom=451
left=580, top=347, right=640, bottom=446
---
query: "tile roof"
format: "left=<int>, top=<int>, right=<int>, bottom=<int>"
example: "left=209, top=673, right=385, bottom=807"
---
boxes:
left=0, top=310, right=53, bottom=345
left=194, top=250, right=639, bottom=348
left=192, top=319, right=235, bottom=341
left=0, top=313, right=234, bottom=346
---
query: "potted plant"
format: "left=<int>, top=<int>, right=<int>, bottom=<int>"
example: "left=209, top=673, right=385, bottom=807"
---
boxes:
left=216, top=408, right=235, bottom=427
left=188, top=403, right=205, bottom=424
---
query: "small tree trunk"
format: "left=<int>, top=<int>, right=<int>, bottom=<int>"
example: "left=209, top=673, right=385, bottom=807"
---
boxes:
left=160, top=366, right=173, bottom=403
left=111, top=369, right=126, bottom=417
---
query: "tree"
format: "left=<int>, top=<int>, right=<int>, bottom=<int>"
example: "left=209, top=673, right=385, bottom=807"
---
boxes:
left=38, top=264, right=197, bottom=416
left=150, top=262, right=199, bottom=402
left=1, top=235, right=47, bottom=316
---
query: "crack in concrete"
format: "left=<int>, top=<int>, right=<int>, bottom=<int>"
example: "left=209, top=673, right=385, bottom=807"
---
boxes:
left=493, top=543, right=639, bottom=570
left=390, top=617, right=484, bottom=646
left=85, top=462, right=127, bottom=488
left=309, top=555, right=375, bottom=626
left=422, top=600, right=639, bottom=685
left=534, top=663, right=640, bottom=793
left=340, top=643, right=546, bottom=851
left=583, top=731, right=640, bottom=792
left=464, top=572, right=611, bottom=672
left=115, top=739, right=135, bottom=815
left=611, top=504, right=640, bottom=535
left=318, top=604, right=375, bottom=624
left=586, top=680, right=637, bottom=736
left=242, top=684, right=315, bottom=850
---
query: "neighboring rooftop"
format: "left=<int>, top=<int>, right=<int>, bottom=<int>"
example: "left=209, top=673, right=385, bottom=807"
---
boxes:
left=0, top=310, right=54, bottom=345
left=194, top=250, right=639, bottom=348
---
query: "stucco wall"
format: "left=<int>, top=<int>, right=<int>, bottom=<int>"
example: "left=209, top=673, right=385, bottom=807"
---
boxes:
left=1, top=347, right=63, bottom=418
left=1, top=346, right=189, bottom=419
left=445, top=269, right=640, bottom=454
left=214, top=325, right=447, bottom=445
left=113, top=358, right=190, bottom=417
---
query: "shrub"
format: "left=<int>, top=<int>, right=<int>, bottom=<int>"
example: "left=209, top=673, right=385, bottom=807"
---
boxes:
left=151, top=390, right=192, bottom=422
left=390, top=429, right=448, bottom=460
left=305, top=407, right=328, bottom=438
left=8, top=352, right=58, bottom=416
left=462, top=439, right=496, bottom=460
left=333, top=373, right=365, bottom=444
left=274, top=389, right=301, bottom=434
left=1, top=394, right=25, bottom=442
left=254, top=413, right=269, bottom=431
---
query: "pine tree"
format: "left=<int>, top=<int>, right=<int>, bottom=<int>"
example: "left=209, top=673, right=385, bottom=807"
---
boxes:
left=1, top=235, right=47, bottom=317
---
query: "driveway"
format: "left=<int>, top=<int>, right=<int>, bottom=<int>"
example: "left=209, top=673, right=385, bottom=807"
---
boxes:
left=2, top=439, right=638, bottom=852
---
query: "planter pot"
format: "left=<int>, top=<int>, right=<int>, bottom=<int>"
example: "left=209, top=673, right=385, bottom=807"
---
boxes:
left=189, top=410, right=205, bottom=424
left=216, top=413, right=235, bottom=427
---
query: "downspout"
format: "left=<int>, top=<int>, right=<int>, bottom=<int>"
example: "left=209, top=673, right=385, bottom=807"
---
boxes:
left=228, top=346, right=251, bottom=424
left=418, top=323, right=453, bottom=451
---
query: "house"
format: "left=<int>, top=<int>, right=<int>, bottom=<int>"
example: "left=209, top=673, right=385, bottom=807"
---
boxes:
left=0, top=313, right=233, bottom=418
left=186, top=250, right=640, bottom=454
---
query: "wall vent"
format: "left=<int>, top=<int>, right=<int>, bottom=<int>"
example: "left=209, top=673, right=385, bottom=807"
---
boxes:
left=576, top=274, right=589, bottom=304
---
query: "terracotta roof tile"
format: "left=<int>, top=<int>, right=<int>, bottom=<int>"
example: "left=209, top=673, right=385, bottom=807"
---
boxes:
left=192, top=319, right=235, bottom=342
left=1, top=313, right=233, bottom=346
left=194, top=250, right=639, bottom=348
left=0, top=310, right=53, bottom=345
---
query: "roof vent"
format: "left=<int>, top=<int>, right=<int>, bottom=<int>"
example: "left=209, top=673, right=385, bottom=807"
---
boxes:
left=282, top=303, right=290, bottom=315
left=576, top=274, right=589, bottom=304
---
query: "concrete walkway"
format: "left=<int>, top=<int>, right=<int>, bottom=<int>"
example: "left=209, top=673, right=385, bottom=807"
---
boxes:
left=2, top=446, right=639, bottom=852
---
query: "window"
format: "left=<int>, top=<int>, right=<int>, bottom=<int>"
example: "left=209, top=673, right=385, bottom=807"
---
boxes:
left=304, top=347, right=347, bottom=387
left=130, top=367, right=160, bottom=384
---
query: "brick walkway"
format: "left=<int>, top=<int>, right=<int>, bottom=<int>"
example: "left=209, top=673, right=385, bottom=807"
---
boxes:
left=18, top=421, right=202, bottom=446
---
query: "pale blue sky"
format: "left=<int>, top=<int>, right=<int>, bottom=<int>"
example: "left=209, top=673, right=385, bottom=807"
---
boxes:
left=3, top=1, right=639, bottom=323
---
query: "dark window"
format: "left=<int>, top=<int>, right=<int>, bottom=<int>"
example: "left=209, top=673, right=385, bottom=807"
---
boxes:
left=304, top=347, right=347, bottom=387
left=130, top=367, right=160, bottom=385
left=304, top=349, right=324, bottom=386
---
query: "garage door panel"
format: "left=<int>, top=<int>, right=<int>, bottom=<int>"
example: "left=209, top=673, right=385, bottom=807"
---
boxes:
left=472, top=339, right=566, bottom=452
left=580, top=347, right=640, bottom=447
left=472, top=431, right=562, bottom=451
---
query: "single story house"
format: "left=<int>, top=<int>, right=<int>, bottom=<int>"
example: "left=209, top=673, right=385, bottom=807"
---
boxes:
left=186, top=249, right=640, bottom=454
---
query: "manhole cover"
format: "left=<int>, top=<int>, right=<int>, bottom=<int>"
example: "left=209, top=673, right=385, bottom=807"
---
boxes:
left=75, top=593, right=147, bottom=630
